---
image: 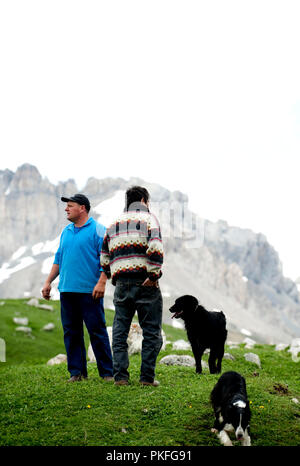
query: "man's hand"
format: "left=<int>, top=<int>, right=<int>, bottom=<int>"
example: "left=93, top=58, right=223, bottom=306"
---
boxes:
left=92, top=272, right=108, bottom=299
left=92, top=281, right=106, bottom=299
left=41, top=264, right=59, bottom=301
left=142, top=278, right=159, bottom=287
left=42, top=282, right=51, bottom=300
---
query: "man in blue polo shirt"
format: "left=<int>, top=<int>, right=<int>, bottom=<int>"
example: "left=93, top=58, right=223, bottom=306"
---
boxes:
left=42, top=194, right=113, bottom=382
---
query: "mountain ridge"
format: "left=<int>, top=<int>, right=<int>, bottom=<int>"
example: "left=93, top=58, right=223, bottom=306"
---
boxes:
left=1, top=163, right=300, bottom=344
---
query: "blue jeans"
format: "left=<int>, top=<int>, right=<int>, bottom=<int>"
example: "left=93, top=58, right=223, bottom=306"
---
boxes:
left=112, top=277, right=163, bottom=383
left=60, top=292, right=113, bottom=378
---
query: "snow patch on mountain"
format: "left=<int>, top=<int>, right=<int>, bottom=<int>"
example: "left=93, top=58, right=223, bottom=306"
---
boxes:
left=0, top=257, right=36, bottom=284
left=42, top=256, right=56, bottom=275
left=11, top=246, right=28, bottom=261
left=0, top=237, right=60, bottom=285
left=1, top=164, right=300, bottom=343
left=31, top=237, right=60, bottom=256
left=93, top=190, right=126, bottom=227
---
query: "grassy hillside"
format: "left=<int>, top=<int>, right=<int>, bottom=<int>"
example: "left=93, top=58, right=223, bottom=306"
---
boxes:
left=0, top=299, right=300, bottom=446
left=0, top=299, right=185, bottom=365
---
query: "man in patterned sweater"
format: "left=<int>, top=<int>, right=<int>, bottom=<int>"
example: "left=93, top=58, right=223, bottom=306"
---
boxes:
left=100, top=186, right=163, bottom=386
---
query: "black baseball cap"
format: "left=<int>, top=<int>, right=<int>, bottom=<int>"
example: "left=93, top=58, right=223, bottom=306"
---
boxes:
left=61, top=194, right=91, bottom=212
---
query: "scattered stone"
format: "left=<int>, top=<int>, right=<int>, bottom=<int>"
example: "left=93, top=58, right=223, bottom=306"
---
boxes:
left=288, top=338, right=300, bottom=362
left=171, top=319, right=184, bottom=329
left=290, top=338, right=300, bottom=348
left=88, top=342, right=97, bottom=362
left=275, top=343, right=289, bottom=351
left=26, top=298, right=54, bottom=311
left=292, top=398, right=299, bottom=405
left=227, top=341, right=239, bottom=346
left=88, top=323, right=166, bottom=361
left=228, top=343, right=240, bottom=349
left=15, top=326, right=32, bottom=334
left=38, top=304, right=54, bottom=311
left=159, top=355, right=196, bottom=367
left=243, top=337, right=256, bottom=349
left=127, top=323, right=144, bottom=356
left=42, top=323, right=55, bottom=331
left=223, top=352, right=235, bottom=361
left=47, top=354, right=67, bottom=365
left=27, top=298, right=39, bottom=307
left=13, top=317, right=29, bottom=326
left=159, top=354, right=209, bottom=369
left=244, top=352, right=261, bottom=368
left=172, top=339, right=191, bottom=351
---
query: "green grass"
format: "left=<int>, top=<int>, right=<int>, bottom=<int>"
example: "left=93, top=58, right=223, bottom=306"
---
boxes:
left=0, top=299, right=300, bottom=446
left=0, top=298, right=184, bottom=366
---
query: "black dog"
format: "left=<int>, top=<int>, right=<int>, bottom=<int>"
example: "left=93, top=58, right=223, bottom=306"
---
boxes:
left=210, top=371, right=251, bottom=446
left=169, top=295, right=227, bottom=374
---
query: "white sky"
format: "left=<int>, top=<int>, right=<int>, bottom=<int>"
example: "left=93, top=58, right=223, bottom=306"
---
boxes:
left=1, top=1, right=300, bottom=280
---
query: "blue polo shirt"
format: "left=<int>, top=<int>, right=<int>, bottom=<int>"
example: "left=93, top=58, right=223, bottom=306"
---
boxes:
left=54, top=217, right=106, bottom=293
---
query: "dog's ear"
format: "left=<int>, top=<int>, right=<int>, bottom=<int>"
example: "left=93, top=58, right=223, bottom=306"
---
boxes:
left=188, top=295, right=199, bottom=310
left=223, top=402, right=234, bottom=419
left=176, top=295, right=199, bottom=311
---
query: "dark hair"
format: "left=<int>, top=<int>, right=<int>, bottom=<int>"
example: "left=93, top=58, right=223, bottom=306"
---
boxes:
left=125, top=186, right=150, bottom=211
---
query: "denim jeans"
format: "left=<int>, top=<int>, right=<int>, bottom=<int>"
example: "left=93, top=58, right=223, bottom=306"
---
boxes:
left=60, top=292, right=113, bottom=378
left=112, top=277, right=163, bottom=383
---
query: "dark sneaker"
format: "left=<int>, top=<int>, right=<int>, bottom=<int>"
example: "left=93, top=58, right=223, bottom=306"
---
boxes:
left=114, top=380, right=129, bottom=386
left=67, top=375, right=82, bottom=382
left=140, top=380, right=160, bottom=387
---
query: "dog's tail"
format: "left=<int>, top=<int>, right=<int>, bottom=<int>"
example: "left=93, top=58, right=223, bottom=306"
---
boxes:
left=219, top=310, right=226, bottom=321
left=213, top=308, right=226, bottom=318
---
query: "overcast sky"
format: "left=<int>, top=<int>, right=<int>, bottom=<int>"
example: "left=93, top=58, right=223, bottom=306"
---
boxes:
left=1, top=1, right=300, bottom=280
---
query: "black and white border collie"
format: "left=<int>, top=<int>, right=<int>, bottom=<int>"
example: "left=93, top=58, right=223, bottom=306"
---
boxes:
left=210, top=371, right=251, bottom=446
left=169, top=295, right=227, bottom=374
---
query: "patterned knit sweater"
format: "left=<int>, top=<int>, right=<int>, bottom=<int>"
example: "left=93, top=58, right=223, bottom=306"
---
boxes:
left=100, top=206, right=163, bottom=285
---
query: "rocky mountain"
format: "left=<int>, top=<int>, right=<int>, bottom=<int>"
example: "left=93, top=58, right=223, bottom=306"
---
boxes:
left=1, top=163, right=300, bottom=344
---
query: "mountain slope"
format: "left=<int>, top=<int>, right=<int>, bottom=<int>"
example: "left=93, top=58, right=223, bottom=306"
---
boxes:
left=1, top=164, right=300, bottom=343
